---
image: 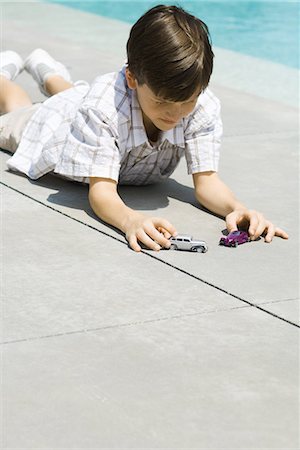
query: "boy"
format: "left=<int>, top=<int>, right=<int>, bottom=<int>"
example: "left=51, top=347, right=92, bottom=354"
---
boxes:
left=0, top=5, right=288, bottom=251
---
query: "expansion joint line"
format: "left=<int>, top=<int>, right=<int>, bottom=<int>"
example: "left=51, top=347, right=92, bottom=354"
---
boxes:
left=1, top=181, right=299, bottom=329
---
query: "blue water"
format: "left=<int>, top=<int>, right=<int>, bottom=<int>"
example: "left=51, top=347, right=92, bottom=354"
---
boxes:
left=47, top=0, right=299, bottom=69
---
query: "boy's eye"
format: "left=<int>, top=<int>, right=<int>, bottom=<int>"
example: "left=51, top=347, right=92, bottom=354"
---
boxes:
left=154, top=98, right=197, bottom=106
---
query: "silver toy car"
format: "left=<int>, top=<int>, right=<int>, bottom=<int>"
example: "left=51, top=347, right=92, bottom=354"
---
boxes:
left=168, top=234, right=208, bottom=253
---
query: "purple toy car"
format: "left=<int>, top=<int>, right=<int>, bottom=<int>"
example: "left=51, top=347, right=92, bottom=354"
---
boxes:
left=219, top=230, right=249, bottom=247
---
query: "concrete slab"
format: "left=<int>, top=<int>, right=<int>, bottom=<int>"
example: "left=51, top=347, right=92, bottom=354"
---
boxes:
left=2, top=184, right=243, bottom=344
left=2, top=308, right=298, bottom=448
left=212, top=84, right=299, bottom=136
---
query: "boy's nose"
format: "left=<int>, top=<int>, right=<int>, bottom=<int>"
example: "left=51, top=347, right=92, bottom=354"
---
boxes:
left=166, top=105, right=182, bottom=121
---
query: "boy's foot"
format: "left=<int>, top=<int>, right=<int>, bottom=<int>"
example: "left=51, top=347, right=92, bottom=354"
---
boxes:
left=24, top=48, right=72, bottom=96
left=0, top=51, right=24, bottom=81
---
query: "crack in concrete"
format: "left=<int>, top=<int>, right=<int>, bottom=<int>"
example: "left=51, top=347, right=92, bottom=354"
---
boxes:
left=1, top=304, right=251, bottom=346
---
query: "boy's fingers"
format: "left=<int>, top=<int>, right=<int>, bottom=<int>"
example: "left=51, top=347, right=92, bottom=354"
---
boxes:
left=153, top=217, right=177, bottom=236
left=157, top=227, right=172, bottom=239
left=264, top=222, right=275, bottom=243
left=248, top=213, right=259, bottom=238
left=275, top=227, right=289, bottom=239
left=128, top=235, right=141, bottom=252
left=265, top=225, right=288, bottom=242
left=226, top=210, right=289, bottom=243
left=136, top=229, right=161, bottom=251
left=144, top=225, right=171, bottom=248
left=252, top=217, right=267, bottom=240
left=225, top=211, right=239, bottom=232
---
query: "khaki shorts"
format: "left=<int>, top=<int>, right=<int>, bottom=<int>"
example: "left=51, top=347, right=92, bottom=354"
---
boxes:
left=0, top=103, right=41, bottom=153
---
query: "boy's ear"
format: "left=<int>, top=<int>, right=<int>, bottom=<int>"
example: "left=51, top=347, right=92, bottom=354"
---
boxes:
left=125, top=68, right=138, bottom=89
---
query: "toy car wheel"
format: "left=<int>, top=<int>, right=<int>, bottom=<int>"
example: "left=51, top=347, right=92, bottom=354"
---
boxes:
left=170, top=244, right=177, bottom=250
left=192, top=246, right=205, bottom=253
left=234, top=242, right=238, bottom=248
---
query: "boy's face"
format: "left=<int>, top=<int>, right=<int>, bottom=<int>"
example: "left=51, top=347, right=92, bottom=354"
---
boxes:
left=126, top=69, right=200, bottom=132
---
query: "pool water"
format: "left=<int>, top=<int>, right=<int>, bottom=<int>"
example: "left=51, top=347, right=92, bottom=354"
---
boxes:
left=47, top=0, right=299, bottom=69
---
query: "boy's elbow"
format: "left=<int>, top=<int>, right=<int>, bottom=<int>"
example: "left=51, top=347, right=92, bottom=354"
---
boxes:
left=88, top=188, right=97, bottom=213
left=88, top=188, right=103, bottom=220
left=194, top=185, right=213, bottom=211
left=193, top=182, right=205, bottom=203
left=194, top=189, right=207, bottom=208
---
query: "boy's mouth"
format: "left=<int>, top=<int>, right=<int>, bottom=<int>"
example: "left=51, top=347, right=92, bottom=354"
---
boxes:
left=160, top=118, right=177, bottom=125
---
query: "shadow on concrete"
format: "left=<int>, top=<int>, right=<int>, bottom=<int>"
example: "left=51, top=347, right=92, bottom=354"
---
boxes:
left=3, top=164, right=205, bottom=212
left=3, top=165, right=223, bottom=238
left=118, top=178, right=201, bottom=211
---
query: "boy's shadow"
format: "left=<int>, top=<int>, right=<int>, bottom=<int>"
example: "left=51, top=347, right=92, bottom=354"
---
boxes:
left=118, top=178, right=201, bottom=211
left=21, top=173, right=205, bottom=214
left=5, top=168, right=221, bottom=238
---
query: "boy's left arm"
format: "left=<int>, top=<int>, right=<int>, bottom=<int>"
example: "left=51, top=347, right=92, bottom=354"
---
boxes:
left=193, top=171, right=289, bottom=242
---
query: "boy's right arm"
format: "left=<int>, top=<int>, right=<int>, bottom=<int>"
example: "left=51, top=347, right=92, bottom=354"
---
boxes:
left=88, top=177, right=177, bottom=252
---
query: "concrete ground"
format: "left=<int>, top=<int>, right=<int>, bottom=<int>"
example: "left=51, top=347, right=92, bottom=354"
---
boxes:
left=1, top=2, right=299, bottom=449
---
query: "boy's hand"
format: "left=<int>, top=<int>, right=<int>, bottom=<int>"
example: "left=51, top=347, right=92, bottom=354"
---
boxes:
left=123, top=211, right=178, bottom=252
left=226, top=208, right=289, bottom=243
left=88, top=177, right=177, bottom=252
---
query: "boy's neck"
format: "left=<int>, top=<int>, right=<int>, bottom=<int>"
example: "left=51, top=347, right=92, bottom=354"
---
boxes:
left=142, top=112, right=160, bottom=143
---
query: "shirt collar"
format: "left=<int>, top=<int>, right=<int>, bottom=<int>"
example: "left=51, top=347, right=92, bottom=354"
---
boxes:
left=130, top=89, right=149, bottom=147
left=162, top=122, right=185, bottom=148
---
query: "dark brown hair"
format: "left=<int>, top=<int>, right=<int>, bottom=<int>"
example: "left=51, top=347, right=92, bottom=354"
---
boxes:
left=126, top=4, right=214, bottom=101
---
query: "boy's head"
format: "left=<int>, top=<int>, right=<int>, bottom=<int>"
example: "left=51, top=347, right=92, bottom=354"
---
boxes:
left=126, top=4, right=214, bottom=102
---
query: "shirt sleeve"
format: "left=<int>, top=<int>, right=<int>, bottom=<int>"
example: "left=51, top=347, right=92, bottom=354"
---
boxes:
left=54, top=106, right=121, bottom=182
left=184, top=89, right=223, bottom=174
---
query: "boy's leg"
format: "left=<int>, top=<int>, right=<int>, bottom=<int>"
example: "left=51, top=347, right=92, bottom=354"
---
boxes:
left=0, top=49, right=73, bottom=154
left=0, top=49, right=74, bottom=153
left=0, top=50, right=32, bottom=114
left=0, top=76, right=32, bottom=114
left=44, top=75, right=73, bottom=96
left=0, top=103, right=40, bottom=153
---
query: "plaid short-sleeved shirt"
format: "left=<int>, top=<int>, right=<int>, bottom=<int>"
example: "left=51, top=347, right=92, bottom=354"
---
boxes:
left=7, top=66, right=222, bottom=185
